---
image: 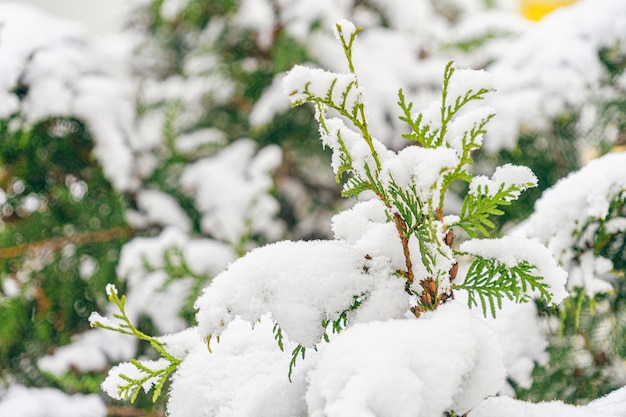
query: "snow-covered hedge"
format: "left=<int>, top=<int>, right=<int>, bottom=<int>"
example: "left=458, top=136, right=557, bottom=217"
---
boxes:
left=89, top=20, right=626, bottom=417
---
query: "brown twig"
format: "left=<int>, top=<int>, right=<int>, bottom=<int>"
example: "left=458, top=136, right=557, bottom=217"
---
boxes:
left=392, top=211, right=415, bottom=284
left=107, top=405, right=165, bottom=417
left=0, top=226, right=134, bottom=259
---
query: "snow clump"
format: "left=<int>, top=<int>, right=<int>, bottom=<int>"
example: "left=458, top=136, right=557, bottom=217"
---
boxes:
left=195, top=239, right=408, bottom=348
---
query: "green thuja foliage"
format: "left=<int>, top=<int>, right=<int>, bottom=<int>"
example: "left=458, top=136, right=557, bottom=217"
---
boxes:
left=475, top=39, right=626, bottom=230
left=519, top=192, right=626, bottom=404
left=0, top=117, right=130, bottom=387
left=96, top=21, right=563, bottom=408
left=285, top=20, right=554, bottom=319
left=132, top=0, right=330, bottom=240
left=90, top=284, right=181, bottom=403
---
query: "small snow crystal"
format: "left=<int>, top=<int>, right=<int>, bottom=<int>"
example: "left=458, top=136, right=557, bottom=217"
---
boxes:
left=88, top=312, right=112, bottom=328
left=105, top=283, right=117, bottom=298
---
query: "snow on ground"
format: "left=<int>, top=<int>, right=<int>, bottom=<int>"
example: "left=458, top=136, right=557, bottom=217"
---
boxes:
left=0, top=385, right=106, bottom=417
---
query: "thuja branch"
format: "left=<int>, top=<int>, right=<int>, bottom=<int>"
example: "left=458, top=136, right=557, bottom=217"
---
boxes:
left=90, top=285, right=180, bottom=365
left=392, top=211, right=415, bottom=284
left=0, top=225, right=133, bottom=259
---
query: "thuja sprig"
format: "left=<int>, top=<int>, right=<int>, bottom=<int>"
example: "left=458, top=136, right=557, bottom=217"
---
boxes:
left=454, top=166, right=538, bottom=238
left=283, top=19, right=563, bottom=320
left=273, top=295, right=363, bottom=380
left=89, top=284, right=181, bottom=402
left=454, top=257, right=552, bottom=318
left=271, top=322, right=306, bottom=382
left=113, top=358, right=176, bottom=403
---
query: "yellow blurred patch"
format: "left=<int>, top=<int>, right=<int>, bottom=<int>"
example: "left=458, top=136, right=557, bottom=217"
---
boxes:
left=521, top=0, right=578, bottom=21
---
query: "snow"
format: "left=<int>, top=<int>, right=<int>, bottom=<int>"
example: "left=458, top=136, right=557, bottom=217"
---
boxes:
left=469, top=385, right=626, bottom=417
left=332, top=199, right=406, bottom=272
left=170, top=303, right=508, bottom=417
left=306, top=302, right=505, bottom=417
left=469, top=164, right=537, bottom=200
left=460, top=235, right=569, bottom=304
left=446, top=68, right=496, bottom=108
left=233, top=0, right=276, bottom=50
left=0, top=4, right=137, bottom=191
left=380, top=147, right=459, bottom=210
left=160, top=0, right=190, bottom=20
left=333, top=19, right=358, bottom=45
left=0, top=384, right=106, bottom=417
left=250, top=74, right=291, bottom=127
left=4, top=1, right=625, bottom=415
left=520, top=151, right=626, bottom=295
left=283, top=65, right=364, bottom=113
left=482, top=298, right=550, bottom=391
left=180, top=139, right=284, bottom=246
left=167, top=318, right=311, bottom=417
left=484, top=0, right=626, bottom=151
left=195, top=239, right=408, bottom=348
left=37, top=328, right=137, bottom=375
left=175, top=128, right=227, bottom=154
left=446, top=106, right=495, bottom=154
left=136, top=189, right=192, bottom=233
left=102, top=358, right=170, bottom=400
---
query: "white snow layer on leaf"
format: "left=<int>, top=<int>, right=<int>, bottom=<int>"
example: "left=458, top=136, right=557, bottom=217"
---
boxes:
left=332, top=199, right=406, bottom=271
left=445, top=106, right=495, bottom=154
left=314, top=116, right=389, bottom=178
left=332, top=200, right=455, bottom=293
left=0, top=385, right=106, bottom=417
left=521, top=151, right=626, bottom=295
left=306, top=302, right=505, bottom=417
left=180, top=139, right=284, bottom=245
left=469, top=164, right=537, bottom=200
left=380, top=146, right=459, bottom=210
left=469, top=385, right=626, bottom=417
left=157, top=327, right=205, bottom=361
left=283, top=65, right=364, bottom=113
left=333, top=19, right=358, bottom=44
left=195, top=239, right=409, bottom=347
left=101, top=359, right=170, bottom=401
left=445, top=68, right=495, bottom=108
left=460, top=236, right=568, bottom=304
left=167, top=318, right=311, bottom=417
left=484, top=0, right=626, bottom=151
left=0, top=4, right=136, bottom=191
